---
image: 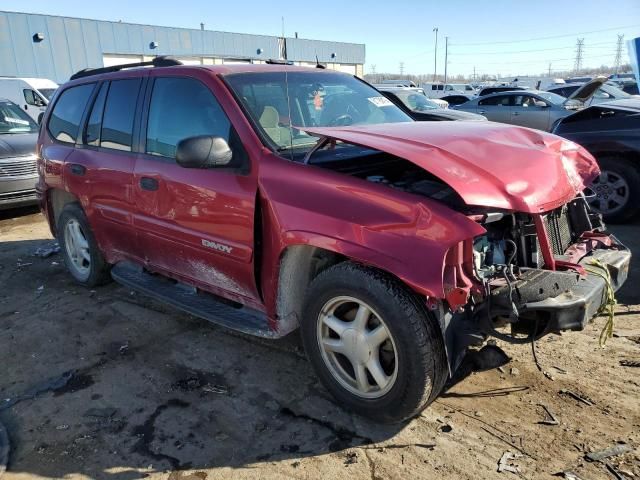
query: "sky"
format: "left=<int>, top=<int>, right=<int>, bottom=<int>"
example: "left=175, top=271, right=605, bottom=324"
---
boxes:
left=3, top=0, right=640, bottom=78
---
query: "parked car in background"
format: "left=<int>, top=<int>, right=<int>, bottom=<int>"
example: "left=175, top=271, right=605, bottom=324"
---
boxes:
left=422, top=82, right=475, bottom=99
left=0, top=98, right=39, bottom=209
left=440, top=86, right=527, bottom=107
left=378, top=87, right=486, bottom=121
left=372, top=85, right=449, bottom=108
left=454, top=78, right=606, bottom=131
left=553, top=99, right=640, bottom=222
left=547, top=81, right=639, bottom=106
left=378, top=79, right=417, bottom=87
left=0, top=77, right=58, bottom=123
left=36, top=58, right=630, bottom=423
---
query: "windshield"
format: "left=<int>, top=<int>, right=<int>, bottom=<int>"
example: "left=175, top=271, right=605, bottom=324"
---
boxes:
left=536, top=91, right=566, bottom=104
left=225, top=71, right=412, bottom=152
left=38, top=88, right=57, bottom=102
left=0, top=100, right=39, bottom=134
left=600, top=83, right=631, bottom=99
left=392, top=90, right=439, bottom=111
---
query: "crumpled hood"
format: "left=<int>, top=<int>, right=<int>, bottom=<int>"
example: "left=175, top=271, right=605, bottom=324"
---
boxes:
left=0, top=133, right=38, bottom=158
left=302, top=121, right=600, bottom=213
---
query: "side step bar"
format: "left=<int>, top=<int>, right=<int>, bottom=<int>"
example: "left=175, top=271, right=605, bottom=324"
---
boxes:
left=111, top=262, right=278, bottom=338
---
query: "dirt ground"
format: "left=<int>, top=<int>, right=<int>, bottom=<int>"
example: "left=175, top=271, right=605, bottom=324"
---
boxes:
left=0, top=207, right=638, bottom=480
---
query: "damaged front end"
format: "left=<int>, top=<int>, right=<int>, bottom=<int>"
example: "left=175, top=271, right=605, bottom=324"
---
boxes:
left=441, top=196, right=630, bottom=370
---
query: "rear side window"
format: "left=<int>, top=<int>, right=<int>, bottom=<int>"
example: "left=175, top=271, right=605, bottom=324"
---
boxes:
left=48, top=84, right=94, bottom=143
left=100, top=79, right=142, bottom=151
left=146, top=77, right=231, bottom=158
left=84, top=83, right=108, bottom=146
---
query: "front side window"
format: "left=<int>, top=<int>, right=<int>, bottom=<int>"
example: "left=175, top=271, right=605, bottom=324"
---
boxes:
left=48, top=83, right=95, bottom=143
left=100, top=79, right=141, bottom=151
left=0, top=100, right=39, bottom=134
left=23, top=89, right=46, bottom=107
left=225, top=71, right=411, bottom=152
left=146, top=77, right=232, bottom=158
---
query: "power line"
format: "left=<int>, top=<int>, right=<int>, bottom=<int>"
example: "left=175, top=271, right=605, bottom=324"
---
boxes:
left=449, top=41, right=615, bottom=56
left=452, top=24, right=640, bottom=46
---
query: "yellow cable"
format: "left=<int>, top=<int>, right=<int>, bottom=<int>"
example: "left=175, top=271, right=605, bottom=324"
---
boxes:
left=583, top=258, right=616, bottom=346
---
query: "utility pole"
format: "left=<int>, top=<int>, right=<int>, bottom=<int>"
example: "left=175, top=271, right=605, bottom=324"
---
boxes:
left=614, top=34, right=624, bottom=74
left=399, top=62, right=404, bottom=76
left=281, top=16, right=285, bottom=38
left=370, top=64, right=377, bottom=83
left=574, top=38, right=584, bottom=74
left=473, top=66, right=476, bottom=81
left=433, top=27, right=438, bottom=81
left=548, top=63, right=552, bottom=77
left=443, top=36, right=449, bottom=85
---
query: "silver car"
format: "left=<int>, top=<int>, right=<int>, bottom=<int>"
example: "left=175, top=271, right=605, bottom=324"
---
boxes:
left=453, top=78, right=606, bottom=131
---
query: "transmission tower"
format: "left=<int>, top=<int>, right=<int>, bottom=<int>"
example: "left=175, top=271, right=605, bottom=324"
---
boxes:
left=399, top=62, right=404, bottom=76
left=614, top=35, right=625, bottom=74
left=574, top=38, right=584, bottom=74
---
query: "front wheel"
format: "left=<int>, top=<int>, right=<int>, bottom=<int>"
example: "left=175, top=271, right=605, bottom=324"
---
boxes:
left=300, top=262, right=448, bottom=423
left=585, top=156, right=640, bottom=223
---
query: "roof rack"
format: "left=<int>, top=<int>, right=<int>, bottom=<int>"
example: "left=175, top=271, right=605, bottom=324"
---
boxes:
left=69, top=56, right=183, bottom=81
left=265, top=59, right=293, bottom=65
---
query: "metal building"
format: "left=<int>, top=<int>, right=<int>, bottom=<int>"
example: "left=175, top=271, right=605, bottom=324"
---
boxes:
left=0, top=11, right=366, bottom=83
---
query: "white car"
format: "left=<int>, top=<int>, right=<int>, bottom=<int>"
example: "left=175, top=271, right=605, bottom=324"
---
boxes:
left=0, top=77, right=58, bottom=123
left=421, top=82, right=475, bottom=99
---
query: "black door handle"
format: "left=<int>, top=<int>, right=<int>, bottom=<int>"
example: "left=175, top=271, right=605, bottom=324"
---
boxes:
left=69, top=164, right=86, bottom=176
left=140, top=177, right=159, bottom=191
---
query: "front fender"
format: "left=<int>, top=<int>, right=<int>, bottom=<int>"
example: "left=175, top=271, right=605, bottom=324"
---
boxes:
left=258, top=154, right=486, bottom=317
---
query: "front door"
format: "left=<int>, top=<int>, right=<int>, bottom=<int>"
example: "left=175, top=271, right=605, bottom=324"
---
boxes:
left=133, top=74, right=260, bottom=303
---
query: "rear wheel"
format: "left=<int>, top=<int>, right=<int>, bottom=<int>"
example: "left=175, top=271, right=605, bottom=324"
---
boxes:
left=300, top=262, right=448, bottom=423
left=57, top=203, right=111, bottom=287
left=585, top=157, right=640, bottom=223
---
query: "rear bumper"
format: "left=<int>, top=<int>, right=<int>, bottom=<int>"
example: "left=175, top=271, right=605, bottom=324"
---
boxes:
left=521, top=248, right=630, bottom=332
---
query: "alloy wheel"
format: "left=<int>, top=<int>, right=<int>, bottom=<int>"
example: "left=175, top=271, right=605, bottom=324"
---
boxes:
left=64, top=218, right=91, bottom=280
left=585, top=170, right=630, bottom=215
left=316, top=296, right=398, bottom=399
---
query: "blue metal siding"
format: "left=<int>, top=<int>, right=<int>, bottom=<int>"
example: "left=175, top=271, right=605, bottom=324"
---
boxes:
left=0, top=11, right=365, bottom=83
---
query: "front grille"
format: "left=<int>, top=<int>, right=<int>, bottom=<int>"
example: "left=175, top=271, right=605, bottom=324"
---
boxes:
left=543, top=205, right=573, bottom=255
left=0, top=157, right=38, bottom=178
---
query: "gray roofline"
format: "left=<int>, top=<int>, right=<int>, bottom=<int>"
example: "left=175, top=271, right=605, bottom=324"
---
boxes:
left=0, top=9, right=365, bottom=48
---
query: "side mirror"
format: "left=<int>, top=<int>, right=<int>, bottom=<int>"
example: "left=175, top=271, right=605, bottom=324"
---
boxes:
left=176, top=135, right=233, bottom=169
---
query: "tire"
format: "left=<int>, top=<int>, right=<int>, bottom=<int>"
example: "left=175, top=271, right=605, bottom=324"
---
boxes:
left=57, top=203, right=111, bottom=287
left=300, top=262, right=448, bottom=423
left=586, top=156, right=640, bottom=223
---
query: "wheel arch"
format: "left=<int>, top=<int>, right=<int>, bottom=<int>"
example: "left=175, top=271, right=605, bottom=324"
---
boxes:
left=48, top=188, right=81, bottom=236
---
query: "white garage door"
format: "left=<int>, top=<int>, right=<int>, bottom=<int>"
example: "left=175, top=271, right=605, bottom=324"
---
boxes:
left=337, top=64, right=357, bottom=75
left=102, top=55, right=143, bottom=67
left=179, top=57, right=203, bottom=65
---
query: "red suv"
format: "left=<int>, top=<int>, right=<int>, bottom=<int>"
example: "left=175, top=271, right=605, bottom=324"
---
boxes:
left=36, top=57, right=630, bottom=423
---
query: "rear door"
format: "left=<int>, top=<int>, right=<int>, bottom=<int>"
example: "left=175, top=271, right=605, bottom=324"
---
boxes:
left=477, top=94, right=512, bottom=123
left=133, top=72, right=260, bottom=303
left=59, top=77, right=144, bottom=262
left=510, top=94, right=551, bottom=130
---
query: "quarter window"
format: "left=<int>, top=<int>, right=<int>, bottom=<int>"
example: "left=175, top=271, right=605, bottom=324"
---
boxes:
left=146, top=77, right=231, bottom=158
left=48, top=83, right=95, bottom=143
left=100, top=79, right=141, bottom=151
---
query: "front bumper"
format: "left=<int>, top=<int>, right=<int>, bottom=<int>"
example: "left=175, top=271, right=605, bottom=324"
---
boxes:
left=0, top=176, right=38, bottom=210
left=520, top=248, right=630, bottom=332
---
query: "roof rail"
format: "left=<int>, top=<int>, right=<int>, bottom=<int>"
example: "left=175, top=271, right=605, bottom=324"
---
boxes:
left=265, top=59, right=293, bottom=65
left=69, top=56, right=183, bottom=81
